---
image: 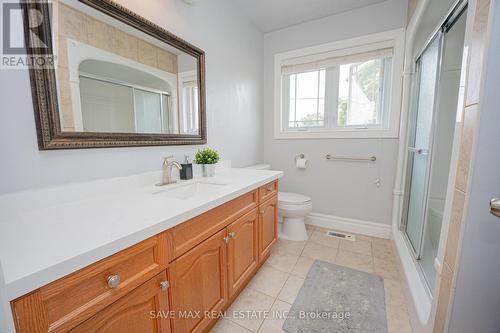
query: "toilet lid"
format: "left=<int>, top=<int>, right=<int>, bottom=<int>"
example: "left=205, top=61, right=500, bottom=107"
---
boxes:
left=278, top=192, right=311, bottom=205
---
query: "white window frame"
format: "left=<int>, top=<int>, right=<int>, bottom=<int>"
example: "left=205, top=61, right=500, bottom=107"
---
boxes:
left=274, top=29, right=405, bottom=139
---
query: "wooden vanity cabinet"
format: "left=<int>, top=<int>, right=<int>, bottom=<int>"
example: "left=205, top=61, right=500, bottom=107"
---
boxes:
left=11, top=234, right=168, bottom=333
left=226, top=209, right=259, bottom=299
left=258, top=195, right=278, bottom=262
left=69, top=271, right=171, bottom=333
left=10, top=181, right=278, bottom=333
left=168, top=229, right=228, bottom=333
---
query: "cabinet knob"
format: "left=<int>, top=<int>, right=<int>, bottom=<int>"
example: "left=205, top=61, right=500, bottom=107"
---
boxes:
left=223, top=236, right=230, bottom=243
left=160, top=280, right=170, bottom=291
left=107, top=275, right=121, bottom=289
left=229, top=232, right=236, bottom=238
left=266, top=187, right=273, bottom=193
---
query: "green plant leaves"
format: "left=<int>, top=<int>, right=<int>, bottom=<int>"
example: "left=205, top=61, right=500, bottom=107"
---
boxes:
left=194, top=148, right=220, bottom=164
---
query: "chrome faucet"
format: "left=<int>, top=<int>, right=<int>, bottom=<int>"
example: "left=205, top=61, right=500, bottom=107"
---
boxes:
left=158, top=156, right=182, bottom=186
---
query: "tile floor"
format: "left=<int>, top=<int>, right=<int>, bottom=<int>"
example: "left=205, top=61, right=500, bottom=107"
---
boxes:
left=210, top=225, right=413, bottom=333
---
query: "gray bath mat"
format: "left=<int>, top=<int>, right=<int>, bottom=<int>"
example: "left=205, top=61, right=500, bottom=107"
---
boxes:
left=282, top=260, right=387, bottom=333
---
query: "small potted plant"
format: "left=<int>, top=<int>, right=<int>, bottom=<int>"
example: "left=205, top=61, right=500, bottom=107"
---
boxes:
left=194, top=148, right=220, bottom=177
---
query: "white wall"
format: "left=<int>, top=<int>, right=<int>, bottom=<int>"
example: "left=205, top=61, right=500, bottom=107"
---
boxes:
left=263, top=0, right=408, bottom=225
left=0, top=0, right=263, bottom=194
left=448, top=2, right=500, bottom=332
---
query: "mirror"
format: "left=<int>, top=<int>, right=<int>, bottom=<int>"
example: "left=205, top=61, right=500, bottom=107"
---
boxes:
left=25, top=0, right=206, bottom=149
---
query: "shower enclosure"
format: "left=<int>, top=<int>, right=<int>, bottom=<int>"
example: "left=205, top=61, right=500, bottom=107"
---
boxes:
left=401, top=2, right=467, bottom=294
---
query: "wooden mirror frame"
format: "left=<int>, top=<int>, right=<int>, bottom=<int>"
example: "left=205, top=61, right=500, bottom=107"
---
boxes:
left=24, top=0, right=206, bottom=150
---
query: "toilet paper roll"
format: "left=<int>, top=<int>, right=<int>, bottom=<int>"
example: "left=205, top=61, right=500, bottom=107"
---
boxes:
left=296, top=158, right=308, bottom=169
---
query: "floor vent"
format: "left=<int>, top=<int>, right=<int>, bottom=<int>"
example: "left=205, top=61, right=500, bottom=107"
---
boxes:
left=326, top=230, right=355, bottom=241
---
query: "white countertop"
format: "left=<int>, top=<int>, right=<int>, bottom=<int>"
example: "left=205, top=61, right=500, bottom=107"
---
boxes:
left=0, top=168, right=282, bottom=300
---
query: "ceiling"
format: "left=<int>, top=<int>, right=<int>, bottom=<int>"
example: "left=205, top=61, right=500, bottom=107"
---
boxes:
left=233, top=0, right=389, bottom=33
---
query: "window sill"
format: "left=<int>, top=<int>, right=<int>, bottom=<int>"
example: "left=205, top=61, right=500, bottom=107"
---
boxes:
left=274, top=128, right=399, bottom=139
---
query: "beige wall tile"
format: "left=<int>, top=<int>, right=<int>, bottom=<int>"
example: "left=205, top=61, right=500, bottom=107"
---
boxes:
left=137, top=40, right=158, bottom=68
left=157, top=48, right=178, bottom=73
left=455, top=105, right=479, bottom=191
left=57, top=37, right=69, bottom=69
left=433, top=264, right=453, bottom=333
left=465, top=0, right=491, bottom=106
left=115, top=29, right=138, bottom=61
left=58, top=3, right=87, bottom=42
left=57, top=67, right=74, bottom=131
left=84, top=16, right=116, bottom=53
left=443, top=190, right=466, bottom=270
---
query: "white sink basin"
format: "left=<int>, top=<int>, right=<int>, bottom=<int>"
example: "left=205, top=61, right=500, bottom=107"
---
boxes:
left=154, top=181, right=228, bottom=200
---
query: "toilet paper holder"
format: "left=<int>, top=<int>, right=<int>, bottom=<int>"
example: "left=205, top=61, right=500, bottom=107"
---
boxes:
left=295, top=154, right=305, bottom=160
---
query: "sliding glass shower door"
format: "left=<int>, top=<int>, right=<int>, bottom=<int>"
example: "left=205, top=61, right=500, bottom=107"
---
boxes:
left=402, top=3, right=467, bottom=294
left=404, top=35, right=442, bottom=255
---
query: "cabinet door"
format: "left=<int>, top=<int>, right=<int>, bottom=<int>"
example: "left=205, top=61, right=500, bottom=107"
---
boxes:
left=227, top=209, right=259, bottom=299
left=259, top=196, right=277, bottom=262
left=169, top=229, right=228, bottom=333
left=69, top=271, right=171, bottom=333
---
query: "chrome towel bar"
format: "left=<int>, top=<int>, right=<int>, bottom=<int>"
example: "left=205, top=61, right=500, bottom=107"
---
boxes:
left=325, top=154, right=376, bottom=162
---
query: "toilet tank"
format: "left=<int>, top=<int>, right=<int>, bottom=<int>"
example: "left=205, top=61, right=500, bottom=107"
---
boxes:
left=245, top=164, right=271, bottom=170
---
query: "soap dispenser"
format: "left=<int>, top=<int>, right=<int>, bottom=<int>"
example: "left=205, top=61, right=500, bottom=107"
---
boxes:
left=180, top=155, right=193, bottom=180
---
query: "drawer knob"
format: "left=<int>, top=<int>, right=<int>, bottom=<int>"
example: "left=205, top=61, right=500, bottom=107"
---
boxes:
left=160, top=280, right=170, bottom=291
left=223, top=236, right=230, bottom=243
left=266, top=187, right=273, bottom=193
left=229, top=232, right=236, bottom=238
left=107, top=275, right=121, bottom=289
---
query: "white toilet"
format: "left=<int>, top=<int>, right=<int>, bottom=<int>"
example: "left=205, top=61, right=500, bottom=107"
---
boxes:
left=246, top=164, right=312, bottom=241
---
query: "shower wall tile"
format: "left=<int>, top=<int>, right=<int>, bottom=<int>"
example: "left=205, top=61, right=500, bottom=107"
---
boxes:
left=455, top=105, right=479, bottom=192
left=465, top=0, right=492, bottom=107
left=434, top=263, right=454, bottom=333
left=443, top=190, right=466, bottom=271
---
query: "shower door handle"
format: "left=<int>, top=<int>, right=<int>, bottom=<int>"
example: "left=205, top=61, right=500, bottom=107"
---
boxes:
left=408, top=147, right=429, bottom=155
left=490, top=198, right=500, bottom=217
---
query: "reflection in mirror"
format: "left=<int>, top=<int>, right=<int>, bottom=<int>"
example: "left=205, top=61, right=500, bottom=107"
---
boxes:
left=56, top=1, right=200, bottom=135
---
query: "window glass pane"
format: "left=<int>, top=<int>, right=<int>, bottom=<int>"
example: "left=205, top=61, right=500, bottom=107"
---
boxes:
left=337, top=58, right=387, bottom=126
left=134, top=89, right=162, bottom=133
left=296, top=71, right=319, bottom=98
left=285, top=69, right=325, bottom=128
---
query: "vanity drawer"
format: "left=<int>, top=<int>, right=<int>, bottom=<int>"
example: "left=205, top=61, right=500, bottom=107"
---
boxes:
left=12, top=234, right=168, bottom=333
left=259, top=180, right=278, bottom=203
left=168, top=190, right=258, bottom=259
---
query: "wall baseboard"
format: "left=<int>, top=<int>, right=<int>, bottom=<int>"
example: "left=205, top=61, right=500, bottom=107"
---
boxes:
left=305, top=212, right=392, bottom=239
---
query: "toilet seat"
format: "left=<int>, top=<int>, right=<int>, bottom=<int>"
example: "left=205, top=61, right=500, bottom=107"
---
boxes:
left=278, top=192, right=311, bottom=205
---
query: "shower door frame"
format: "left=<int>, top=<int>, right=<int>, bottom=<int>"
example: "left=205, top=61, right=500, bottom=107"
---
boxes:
left=400, top=0, right=468, bottom=293
left=401, top=30, right=445, bottom=260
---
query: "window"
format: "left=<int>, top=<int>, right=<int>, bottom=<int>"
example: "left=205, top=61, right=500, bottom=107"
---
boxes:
left=275, top=30, right=404, bottom=139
